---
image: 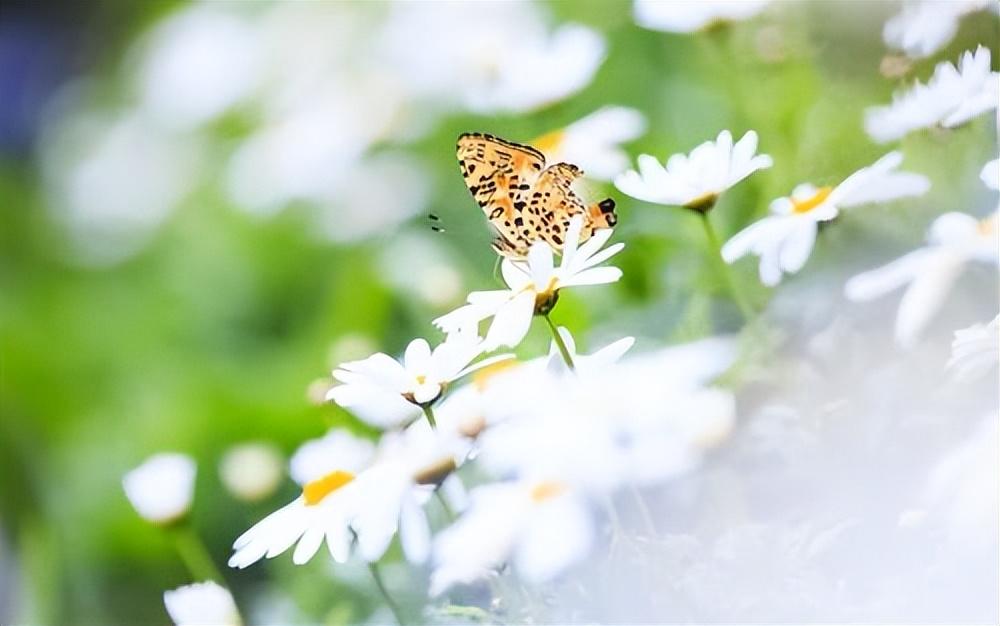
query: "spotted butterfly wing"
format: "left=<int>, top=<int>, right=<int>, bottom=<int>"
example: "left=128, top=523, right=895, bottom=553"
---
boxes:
left=456, top=133, right=617, bottom=258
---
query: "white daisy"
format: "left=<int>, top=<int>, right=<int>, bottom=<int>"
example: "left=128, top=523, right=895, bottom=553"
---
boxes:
left=122, top=453, right=197, bottom=525
left=230, top=426, right=467, bottom=569
left=430, top=479, right=595, bottom=594
left=378, top=2, right=605, bottom=115
left=947, top=315, right=999, bottom=382
left=883, top=0, right=992, bottom=59
left=228, top=468, right=361, bottom=568
left=219, top=443, right=283, bottom=503
left=325, top=329, right=510, bottom=428
left=614, top=130, right=773, bottom=211
left=532, top=107, right=647, bottom=181
left=479, top=338, right=736, bottom=491
left=865, top=46, right=999, bottom=143
left=545, top=326, right=636, bottom=375
left=163, top=581, right=241, bottom=626
left=433, top=216, right=624, bottom=351
left=845, top=211, right=999, bottom=346
left=722, top=151, right=931, bottom=286
left=349, top=426, right=472, bottom=565
left=288, top=429, right=375, bottom=486
left=634, top=0, right=771, bottom=33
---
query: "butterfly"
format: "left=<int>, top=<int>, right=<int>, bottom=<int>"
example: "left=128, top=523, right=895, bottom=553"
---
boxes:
left=456, top=132, right=617, bottom=258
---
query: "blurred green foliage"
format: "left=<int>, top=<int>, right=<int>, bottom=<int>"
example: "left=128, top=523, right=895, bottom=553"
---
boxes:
left=0, top=1, right=996, bottom=624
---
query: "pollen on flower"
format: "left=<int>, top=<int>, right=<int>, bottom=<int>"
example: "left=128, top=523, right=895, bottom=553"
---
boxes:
left=529, top=481, right=567, bottom=503
left=532, top=129, right=567, bottom=155
left=533, top=277, right=561, bottom=315
left=791, top=186, right=833, bottom=214
left=302, top=470, right=355, bottom=505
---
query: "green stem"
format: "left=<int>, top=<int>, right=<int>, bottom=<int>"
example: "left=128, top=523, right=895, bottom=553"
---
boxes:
left=421, top=404, right=438, bottom=430
left=368, top=561, right=405, bottom=626
left=698, top=211, right=754, bottom=321
left=434, top=489, right=455, bottom=522
left=628, top=484, right=658, bottom=539
left=542, top=314, right=575, bottom=370
left=170, top=523, right=225, bottom=583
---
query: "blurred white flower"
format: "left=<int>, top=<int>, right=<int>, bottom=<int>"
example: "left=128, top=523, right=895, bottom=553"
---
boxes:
left=134, top=4, right=260, bottom=129
left=40, top=107, right=201, bottom=266
left=845, top=211, right=999, bottom=346
left=883, top=0, right=992, bottom=59
left=313, top=153, right=430, bottom=244
left=430, top=480, right=595, bottom=594
left=326, top=330, right=510, bottom=427
left=982, top=158, right=998, bottom=191
left=545, top=326, right=636, bottom=375
left=533, top=107, right=647, bottom=181
left=923, top=414, right=999, bottom=545
left=615, top=130, right=772, bottom=211
left=122, top=453, right=197, bottom=525
left=377, top=232, right=464, bottom=309
left=289, top=429, right=375, bottom=486
left=433, top=217, right=624, bottom=351
left=948, top=315, right=999, bottom=382
left=722, top=151, right=930, bottom=285
left=634, top=0, right=771, bottom=33
left=479, top=339, right=736, bottom=491
left=219, top=443, right=283, bottom=503
left=350, top=427, right=471, bottom=565
left=865, top=46, right=999, bottom=143
left=229, top=469, right=360, bottom=568
left=163, top=581, right=240, bottom=626
left=378, top=3, right=605, bottom=114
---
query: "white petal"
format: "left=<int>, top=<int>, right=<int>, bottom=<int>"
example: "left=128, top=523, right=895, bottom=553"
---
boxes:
left=777, top=220, right=818, bottom=274
left=403, top=339, right=432, bottom=374
left=515, top=495, right=594, bottom=583
left=844, top=249, right=931, bottom=301
left=528, top=241, right=555, bottom=287
left=483, top=291, right=536, bottom=350
left=400, top=493, right=431, bottom=564
left=895, top=251, right=965, bottom=346
left=561, top=266, right=622, bottom=287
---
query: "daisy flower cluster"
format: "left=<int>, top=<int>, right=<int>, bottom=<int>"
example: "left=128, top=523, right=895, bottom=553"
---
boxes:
left=211, top=211, right=739, bottom=621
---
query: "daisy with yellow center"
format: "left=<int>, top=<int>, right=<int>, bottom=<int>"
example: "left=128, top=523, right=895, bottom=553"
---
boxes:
left=614, top=129, right=773, bottom=212
left=845, top=211, right=998, bottom=347
left=429, top=479, right=594, bottom=595
left=228, top=468, right=361, bottom=568
left=433, top=215, right=624, bottom=352
left=722, top=151, right=930, bottom=286
left=326, top=326, right=511, bottom=429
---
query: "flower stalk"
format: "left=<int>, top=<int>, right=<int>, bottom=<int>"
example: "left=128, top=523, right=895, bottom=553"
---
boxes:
left=170, top=523, right=225, bottom=584
left=543, top=314, right=576, bottom=370
left=698, top=211, right=754, bottom=320
left=369, top=561, right=406, bottom=626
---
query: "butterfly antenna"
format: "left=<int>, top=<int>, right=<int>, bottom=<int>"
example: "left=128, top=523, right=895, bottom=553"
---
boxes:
left=427, top=212, right=447, bottom=234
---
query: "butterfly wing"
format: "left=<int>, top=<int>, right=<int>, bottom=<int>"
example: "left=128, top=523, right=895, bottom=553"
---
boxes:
left=457, top=133, right=546, bottom=257
left=527, top=163, right=617, bottom=249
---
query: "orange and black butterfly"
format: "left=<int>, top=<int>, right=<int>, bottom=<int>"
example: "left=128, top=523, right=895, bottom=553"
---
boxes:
left=456, top=133, right=617, bottom=258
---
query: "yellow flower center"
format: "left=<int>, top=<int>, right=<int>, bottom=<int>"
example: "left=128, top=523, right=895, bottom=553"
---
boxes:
left=415, top=374, right=427, bottom=385
left=302, top=470, right=355, bottom=506
left=473, top=359, right=520, bottom=390
left=684, top=192, right=719, bottom=212
left=791, top=186, right=833, bottom=214
left=529, top=481, right=566, bottom=503
left=532, top=129, right=566, bottom=156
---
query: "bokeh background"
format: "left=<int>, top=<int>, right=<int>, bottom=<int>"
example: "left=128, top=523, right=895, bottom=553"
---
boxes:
left=1, top=1, right=997, bottom=624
